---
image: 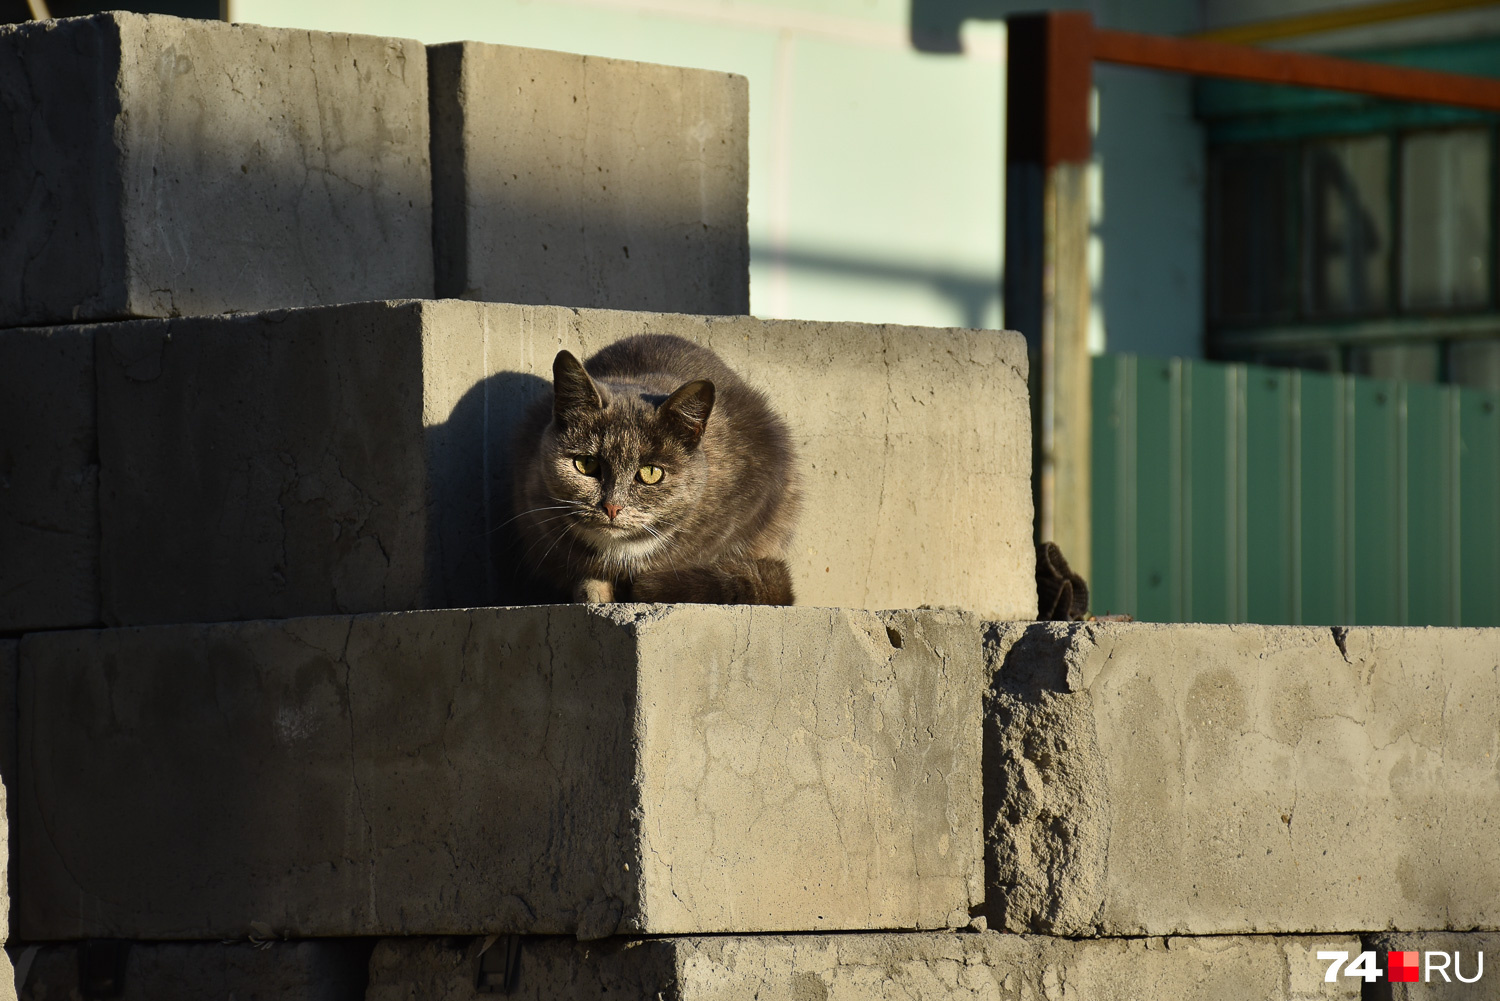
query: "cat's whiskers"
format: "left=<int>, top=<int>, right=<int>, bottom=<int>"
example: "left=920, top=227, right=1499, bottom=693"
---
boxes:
left=482, top=504, right=577, bottom=538
left=519, top=518, right=573, bottom=572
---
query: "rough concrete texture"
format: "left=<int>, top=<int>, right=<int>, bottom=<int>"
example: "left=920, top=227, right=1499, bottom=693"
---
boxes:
left=0, top=329, right=98, bottom=632
left=94, top=299, right=1033, bottom=625
left=367, top=932, right=1362, bottom=1000
left=430, top=43, right=748, bottom=314
left=0, top=13, right=431, bottom=327
left=14, top=940, right=370, bottom=1001
left=985, top=622, right=1500, bottom=937
left=15, top=604, right=982, bottom=939
left=1364, top=932, right=1498, bottom=1001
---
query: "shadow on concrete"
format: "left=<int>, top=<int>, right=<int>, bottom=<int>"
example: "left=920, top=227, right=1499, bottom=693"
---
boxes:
left=425, top=369, right=568, bottom=610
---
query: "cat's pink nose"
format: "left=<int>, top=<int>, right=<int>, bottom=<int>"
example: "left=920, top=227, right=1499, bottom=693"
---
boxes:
left=603, top=503, right=622, bottom=521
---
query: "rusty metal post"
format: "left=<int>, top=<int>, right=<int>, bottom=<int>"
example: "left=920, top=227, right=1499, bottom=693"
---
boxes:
left=1005, top=11, right=1095, bottom=585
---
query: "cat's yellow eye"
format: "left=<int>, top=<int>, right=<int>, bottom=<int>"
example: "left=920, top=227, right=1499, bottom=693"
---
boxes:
left=638, top=465, right=664, bottom=485
left=573, top=455, right=600, bottom=476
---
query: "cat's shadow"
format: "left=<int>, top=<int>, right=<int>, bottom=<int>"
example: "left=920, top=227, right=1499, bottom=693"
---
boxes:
left=425, top=370, right=570, bottom=609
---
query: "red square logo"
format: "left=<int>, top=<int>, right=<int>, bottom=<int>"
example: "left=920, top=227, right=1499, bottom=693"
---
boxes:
left=1388, top=951, right=1420, bottom=983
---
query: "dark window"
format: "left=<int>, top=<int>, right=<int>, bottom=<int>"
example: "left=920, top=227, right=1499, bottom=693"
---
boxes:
left=1206, top=125, right=1500, bottom=389
left=1304, top=135, right=1390, bottom=316
left=1208, top=145, right=1298, bottom=323
left=1401, top=127, right=1491, bottom=311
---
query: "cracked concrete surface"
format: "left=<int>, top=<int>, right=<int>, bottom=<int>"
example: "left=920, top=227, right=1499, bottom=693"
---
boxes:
left=985, top=622, right=1500, bottom=936
left=430, top=43, right=748, bottom=314
left=367, top=931, right=1362, bottom=1000
left=0, top=13, right=432, bottom=328
left=14, top=604, right=981, bottom=940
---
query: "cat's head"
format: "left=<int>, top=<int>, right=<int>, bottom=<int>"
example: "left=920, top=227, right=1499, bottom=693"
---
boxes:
left=535, top=349, right=716, bottom=558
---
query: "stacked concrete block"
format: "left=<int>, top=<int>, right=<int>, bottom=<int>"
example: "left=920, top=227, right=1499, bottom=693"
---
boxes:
left=81, top=300, right=1033, bottom=626
left=15, top=605, right=983, bottom=941
left=0, top=13, right=433, bottom=328
left=15, top=940, right=370, bottom=1001
left=11, top=8, right=1496, bottom=1000
left=984, top=621, right=1500, bottom=937
left=365, top=932, right=1363, bottom=1000
left=429, top=43, right=749, bottom=314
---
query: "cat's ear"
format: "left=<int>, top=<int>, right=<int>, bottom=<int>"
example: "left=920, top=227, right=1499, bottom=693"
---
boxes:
left=553, top=350, right=603, bottom=428
left=658, top=379, right=715, bottom=443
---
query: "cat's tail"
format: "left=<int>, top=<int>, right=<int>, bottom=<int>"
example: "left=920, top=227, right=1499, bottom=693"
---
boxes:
left=631, top=556, right=795, bottom=606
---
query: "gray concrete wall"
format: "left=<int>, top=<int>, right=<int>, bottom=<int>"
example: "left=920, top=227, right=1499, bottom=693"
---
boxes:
left=87, top=300, right=1033, bottom=625
left=0, top=329, right=98, bottom=632
left=985, top=622, right=1500, bottom=937
left=15, top=604, right=982, bottom=940
left=0, top=13, right=432, bottom=328
left=367, top=932, right=1362, bottom=1000
left=430, top=43, right=749, bottom=315
left=15, top=941, right=369, bottom=1001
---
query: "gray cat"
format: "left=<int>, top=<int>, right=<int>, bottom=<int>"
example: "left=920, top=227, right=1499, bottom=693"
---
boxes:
left=511, top=334, right=800, bottom=604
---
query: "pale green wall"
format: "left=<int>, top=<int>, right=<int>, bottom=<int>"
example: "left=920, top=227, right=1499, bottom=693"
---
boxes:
left=229, top=0, right=1205, bottom=355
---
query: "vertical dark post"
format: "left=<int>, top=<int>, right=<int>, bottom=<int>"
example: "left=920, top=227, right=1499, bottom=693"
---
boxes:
left=1005, top=11, right=1095, bottom=586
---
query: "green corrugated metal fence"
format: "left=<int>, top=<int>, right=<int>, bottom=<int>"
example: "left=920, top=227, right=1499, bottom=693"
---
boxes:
left=1092, top=354, right=1500, bottom=625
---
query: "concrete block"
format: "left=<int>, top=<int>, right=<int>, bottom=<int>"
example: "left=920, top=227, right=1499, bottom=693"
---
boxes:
left=366, top=932, right=1362, bottom=1000
left=0, top=13, right=431, bottom=327
left=94, top=300, right=1034, bottom=625
left=0, top=329, right=98, bottom=632
left=429, top=43, right=748, bottom=314
left=15, top=604, right=982, bottom=939
left=985, top=622, right=1500, bottom=937
left=14, top=941, right=370, bottom=1001
left=1365, top=932, right=1497, bottom=1000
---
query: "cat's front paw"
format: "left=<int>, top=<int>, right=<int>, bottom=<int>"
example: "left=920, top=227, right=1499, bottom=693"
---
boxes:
left=573, top=578, right=615, bottom=603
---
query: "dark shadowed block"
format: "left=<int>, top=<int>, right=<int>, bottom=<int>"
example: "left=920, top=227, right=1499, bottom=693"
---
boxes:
left=0, top=327, right=97, bottom=631
left=15, top=940, right=371, bottom=1001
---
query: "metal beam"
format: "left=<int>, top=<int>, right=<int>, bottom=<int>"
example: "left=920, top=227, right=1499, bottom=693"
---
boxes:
left=1093, top=27, right=1500, bottom=111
